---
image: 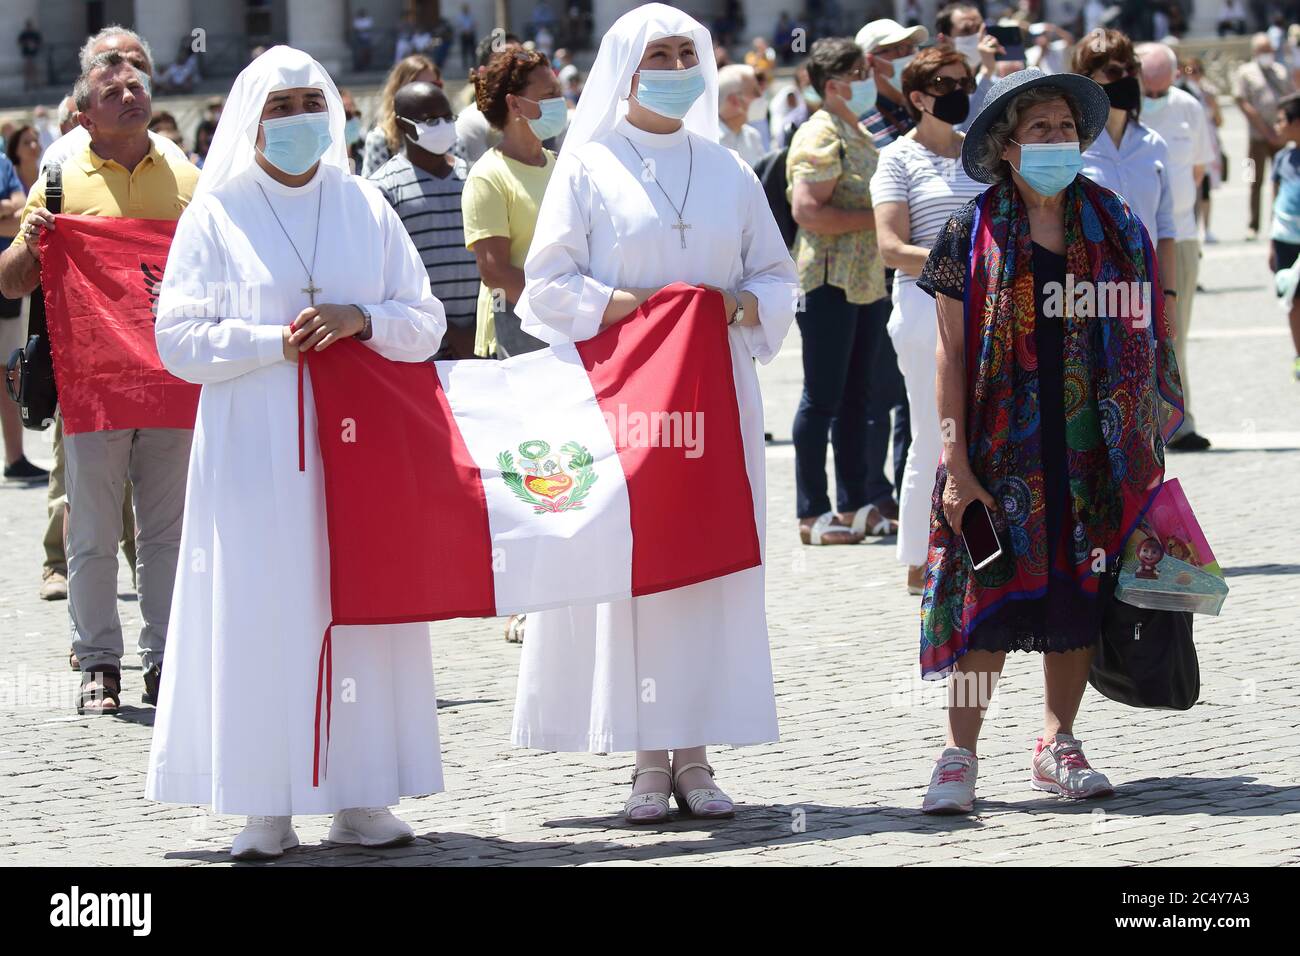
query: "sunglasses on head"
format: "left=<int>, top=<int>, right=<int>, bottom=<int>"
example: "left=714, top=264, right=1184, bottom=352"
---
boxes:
left=926, top=74, right=976, bottom=95
left=1098, top=61, right=1137, bottom=82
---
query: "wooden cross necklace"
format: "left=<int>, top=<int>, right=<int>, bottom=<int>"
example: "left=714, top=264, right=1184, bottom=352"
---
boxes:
left=258, top=181, right=324, bottom=304
left=622, top=135, right=694, bottom=249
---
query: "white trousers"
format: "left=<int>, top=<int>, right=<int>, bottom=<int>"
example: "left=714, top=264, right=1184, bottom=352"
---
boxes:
left=887, top=280, right=942, bottom=568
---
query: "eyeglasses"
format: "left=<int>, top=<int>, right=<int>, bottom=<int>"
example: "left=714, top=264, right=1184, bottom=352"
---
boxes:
left=926, top=75, right=976, bottom=95
left=1097, top=61, right=1137, bottom=82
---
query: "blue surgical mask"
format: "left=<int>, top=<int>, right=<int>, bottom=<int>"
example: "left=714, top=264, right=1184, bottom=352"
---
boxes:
left=1141, top=94, right=1169, bottom=116
left=634, top=65, right=706, bottom=119
left=1011, top=140, right=1083, bottom=197
left=519, top=95, right=568, bottom=141
left=846, top=77, right=878, bottom=115
left=344, top=116, right=363, bottom=143
left=804, top=87, right=823, bottom=108
left=259, top=113, right=332, bottom=175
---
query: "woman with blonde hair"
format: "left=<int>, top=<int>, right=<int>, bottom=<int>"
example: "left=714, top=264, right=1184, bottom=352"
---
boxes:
left=361, top=53, right=442, bottom=175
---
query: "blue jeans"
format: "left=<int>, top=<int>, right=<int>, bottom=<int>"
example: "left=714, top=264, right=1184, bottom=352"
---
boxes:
left=792, top=286, right=895, bottom=518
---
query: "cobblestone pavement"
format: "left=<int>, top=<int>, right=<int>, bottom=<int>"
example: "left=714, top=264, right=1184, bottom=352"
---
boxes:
left=1, top=107, right=1297, bottom=866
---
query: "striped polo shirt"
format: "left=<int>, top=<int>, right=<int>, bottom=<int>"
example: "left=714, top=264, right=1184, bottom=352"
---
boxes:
left=368, top=153, right=480, bottom=329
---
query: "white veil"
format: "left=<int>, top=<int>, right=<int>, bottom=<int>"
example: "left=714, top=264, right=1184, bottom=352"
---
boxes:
left=560, top=2, right=718, bottom=156
left=193, top=45, right=350, bottom=201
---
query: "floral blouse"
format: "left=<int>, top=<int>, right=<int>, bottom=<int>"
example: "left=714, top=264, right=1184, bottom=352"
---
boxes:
left=785, top=108, right=886, bottom=305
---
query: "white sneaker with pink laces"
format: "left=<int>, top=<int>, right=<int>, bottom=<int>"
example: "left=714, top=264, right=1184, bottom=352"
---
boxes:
left=1031, top=733, right=1114, bottom=799
left=922, top=746, right=978, bottom=814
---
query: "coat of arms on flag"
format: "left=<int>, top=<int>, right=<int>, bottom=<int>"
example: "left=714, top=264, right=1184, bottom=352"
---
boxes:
left=499, top=439, right=597, bottom=513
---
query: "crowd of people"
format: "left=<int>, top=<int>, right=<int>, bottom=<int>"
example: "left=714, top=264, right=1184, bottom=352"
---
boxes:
left=0, top=3, right=1290, bottom=859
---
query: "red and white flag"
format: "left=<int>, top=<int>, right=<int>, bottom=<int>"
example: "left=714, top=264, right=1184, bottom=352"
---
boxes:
left=303, top=282, right=762, bottom=782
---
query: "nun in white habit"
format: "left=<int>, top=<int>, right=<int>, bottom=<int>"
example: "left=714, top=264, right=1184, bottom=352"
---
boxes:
left=145, top=47, right=447, bottom=859
left=513, top=4, right=799, bottom=822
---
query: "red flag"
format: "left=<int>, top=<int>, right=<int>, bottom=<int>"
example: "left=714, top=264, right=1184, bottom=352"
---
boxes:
left=40, top=214, right=199, bottom=435
left=303, top=283, right=761, bottom=783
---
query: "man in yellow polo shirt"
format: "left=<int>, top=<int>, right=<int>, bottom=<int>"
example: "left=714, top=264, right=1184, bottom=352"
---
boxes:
left=0, top=49, right=199, bottom=716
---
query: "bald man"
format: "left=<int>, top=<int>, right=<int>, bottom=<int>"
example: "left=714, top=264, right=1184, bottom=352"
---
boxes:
left=368, top=82, right=481, bottom=358
left=1140, top=42, right=1215, bottom=452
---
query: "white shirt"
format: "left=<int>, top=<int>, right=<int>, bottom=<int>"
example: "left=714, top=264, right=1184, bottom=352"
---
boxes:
left=454, top=102, right=501, bottom=165
left=40, top=126, right=189, bottom=174
left=1140, top=86, right=1215, bottom=241
left=869, top=135, right=986, bottom=285
left=1081, top=121, right=1176, bottom=242
left=718, top=120, right=766, bottom=168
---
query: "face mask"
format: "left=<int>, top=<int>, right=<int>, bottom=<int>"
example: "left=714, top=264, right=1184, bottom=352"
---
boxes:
left=1141, top=94, right=1169, bottom=116
left=747, top=95, right=768, bottom=123
left=518, top=95, right=568, bottom=140
left=1011, top=140, right=1083, bottom=196
left=804, top=87, right=823, bottom=107
left=344, top=116, right=363, bottom=143
left=953, top=33, right=982, bottom=69
left=259, top=112, right=332, bottom=176
left=928, top=89, right=970, bottom=125
left=1258, top=52, right=1276, bottom=68
left=887, top=53, right=917, bottom=79
left=1103, top=75, right=1141, bottom=112
left=844, top=77, right=878, bottom=114
left=403, top=116, right=458, bottom=154
left=634, top=65, right=706, bottom=119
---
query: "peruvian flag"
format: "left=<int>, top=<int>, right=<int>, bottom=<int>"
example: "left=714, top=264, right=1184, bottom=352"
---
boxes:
left=40, top=215, right=200, bottom=435
left=303, top=282, right=761, bottom=782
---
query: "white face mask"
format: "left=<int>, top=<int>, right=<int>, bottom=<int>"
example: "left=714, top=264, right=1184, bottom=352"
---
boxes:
left=403, top=116, right=458, bottom=155
left=746, top=94, right=767, bottom=123
left=953, top=33, right=982, bottom=69
left=1257, top=52, right=1276, bottom=68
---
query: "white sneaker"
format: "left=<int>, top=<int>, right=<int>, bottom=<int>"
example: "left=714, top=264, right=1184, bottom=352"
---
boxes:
left=1031, top=734, right=1114, bottom=799
left=921, top=746, right=978, bottom=814
left=230, top=815, right=299, bottom=860
left=328, top=807, right=416, bottom=847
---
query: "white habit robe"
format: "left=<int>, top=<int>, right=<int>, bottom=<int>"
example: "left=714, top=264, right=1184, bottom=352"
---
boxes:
left=146, top=160, right=447, bottom=814
left=512, top=116, right=799, bottom=753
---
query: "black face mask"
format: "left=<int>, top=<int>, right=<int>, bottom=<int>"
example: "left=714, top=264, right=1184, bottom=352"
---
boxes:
left=928, top=89, right=970, bottom=125
left=1103, top=75, right=1141, bottom=112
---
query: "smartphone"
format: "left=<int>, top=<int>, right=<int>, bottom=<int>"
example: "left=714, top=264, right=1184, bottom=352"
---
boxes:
left=961, top=501, right=1003, bottom=571
left=986, top=24, right=1025, bottom=62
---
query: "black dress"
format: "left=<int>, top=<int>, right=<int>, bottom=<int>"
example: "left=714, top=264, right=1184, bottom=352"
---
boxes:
left=917, top=201, right=1102, bottom=655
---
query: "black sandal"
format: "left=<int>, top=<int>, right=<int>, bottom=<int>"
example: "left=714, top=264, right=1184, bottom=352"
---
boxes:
left=142, top=664, right=162, bottom=706
left=77, top=668, right=121, bottom=716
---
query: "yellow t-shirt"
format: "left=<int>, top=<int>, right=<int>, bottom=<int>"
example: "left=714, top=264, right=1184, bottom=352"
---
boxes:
left=11, top=138, right=198, bottom=249
left=461, top=146, right=555, bottom=357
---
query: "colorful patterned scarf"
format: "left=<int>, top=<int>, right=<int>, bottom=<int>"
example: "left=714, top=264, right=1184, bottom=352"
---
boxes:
left=919, top=176, right=1184, bottom=679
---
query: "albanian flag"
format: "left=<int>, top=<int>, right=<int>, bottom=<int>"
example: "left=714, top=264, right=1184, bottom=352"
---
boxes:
left=40, top=215, right=199, bottom=435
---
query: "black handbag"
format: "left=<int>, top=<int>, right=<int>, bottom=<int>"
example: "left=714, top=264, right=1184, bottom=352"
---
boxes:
left=1089, top=562, right=1200, bottom=710
left=4, top=163, right=61, bottom=431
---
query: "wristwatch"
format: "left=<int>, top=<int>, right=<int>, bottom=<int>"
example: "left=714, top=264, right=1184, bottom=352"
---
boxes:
left=353, top=304, right=373, bottom=340
left=728, top=295, right=744, bottom=325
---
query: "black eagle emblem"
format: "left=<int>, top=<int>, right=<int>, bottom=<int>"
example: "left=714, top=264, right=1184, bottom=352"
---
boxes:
left=140, top=262, right=165, bottom=318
